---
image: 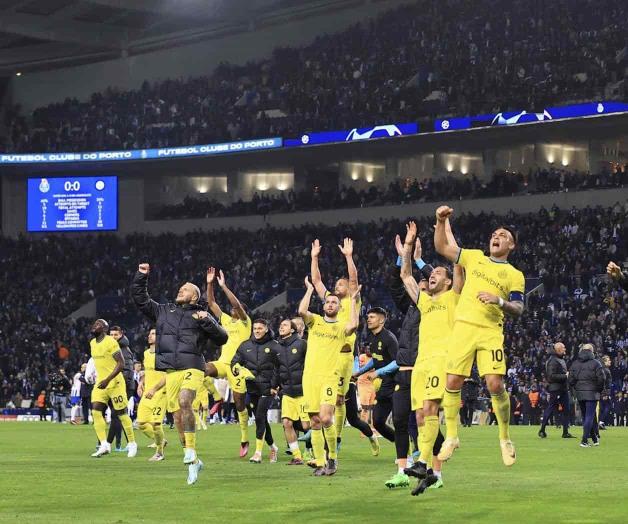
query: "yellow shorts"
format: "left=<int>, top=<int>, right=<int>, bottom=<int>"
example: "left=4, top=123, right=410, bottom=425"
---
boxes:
left=91, top=377, right=127, bottom=411
left=303, top=374, right=337, bottom=414
left=281, top=394, right=309, bottom=423
left=336, top=352, right=354, bottom=396
left=165, top=369, right=204, bottom=413
left=212, top=360, right=247, bottom=394
left=412, top=355, right=446, bottom=408
left=446, top=321, right=506, bottom=377
left=137, top=390, right=167, bottom=423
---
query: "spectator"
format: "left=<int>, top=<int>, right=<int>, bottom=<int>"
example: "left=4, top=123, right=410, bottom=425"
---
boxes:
left=36, top=390, right=47, bottom=421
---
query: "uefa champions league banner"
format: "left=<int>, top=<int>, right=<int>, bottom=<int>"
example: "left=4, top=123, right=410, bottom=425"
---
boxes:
left=0, top=137, right=282, bottom=164
left=284, top=123, right=419, bottom=147
left=434, top=101, right=628, bottom=132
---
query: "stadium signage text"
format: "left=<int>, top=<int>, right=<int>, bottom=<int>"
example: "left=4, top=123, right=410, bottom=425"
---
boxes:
left=0, top=137, right=282, bottom=164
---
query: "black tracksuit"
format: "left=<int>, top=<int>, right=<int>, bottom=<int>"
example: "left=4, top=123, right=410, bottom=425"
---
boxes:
left=540, top=351, right=571, bottom=434
left=232, top=332, right=280, bottom=445
left=132, top=271, right=228, bottom=372
left=273, top=334, right=307, bottom=398
left=388, top=262, right=433, bottom=459
left=366, top=327, right=399, bottom=443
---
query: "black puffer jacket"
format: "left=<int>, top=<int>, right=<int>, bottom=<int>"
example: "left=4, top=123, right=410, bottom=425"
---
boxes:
left=568, top=347, right=605, bottom=401
left=545, top=350, right=569, bottom=393
left=273, top=333, right=307, bottom=397
left=231, top=331, right=279, bottom=396
left=132, top=271, right=228, bottom=372
left=387, top=262, right=433, bottom=367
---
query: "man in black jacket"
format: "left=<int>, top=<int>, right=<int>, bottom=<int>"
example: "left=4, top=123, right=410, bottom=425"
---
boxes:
left=383, top=236, right=434, bottom=489
left=539, top=342, right=574, bottom=438
left=132, top=263, right=228, bottom=485
left=568, top=344, right=606, bottom=447
left=232, top=318, right=281, bottom=464
left=273, top=319, right=308, bottom=465
left=599, top=355, right=613, bottom=429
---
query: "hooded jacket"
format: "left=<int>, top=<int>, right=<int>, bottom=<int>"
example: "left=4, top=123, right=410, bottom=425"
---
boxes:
left=568, top=347, right=605, bottom=401
left=544, top=347, right=569, bottom=393
left=273, top=333, right=307, bottom=397
left=132, top=271, right=228, bottom=372
left=231, top=331, right=280, bottom=396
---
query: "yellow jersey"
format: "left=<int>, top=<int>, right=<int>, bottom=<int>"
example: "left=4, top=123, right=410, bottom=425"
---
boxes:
left=329, top=293, right=360, bottom=352
left=303, top=314, right=348, bottom=377
left=455, top=248, right=525, bottom=329
left=417, top=289, right=459, bottom=361
left=143, top=348, right=165, bottom=392
left=218, top=313, right=252, bottom=364
left=90, top=335, right=120, bottom=380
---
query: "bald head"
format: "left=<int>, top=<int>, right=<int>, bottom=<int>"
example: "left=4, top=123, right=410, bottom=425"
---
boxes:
left=554, top=342, right=566, bottom=357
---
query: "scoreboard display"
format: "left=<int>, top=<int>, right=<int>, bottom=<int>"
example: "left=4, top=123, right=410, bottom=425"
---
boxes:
left=27, top=176, right=118, bottom=232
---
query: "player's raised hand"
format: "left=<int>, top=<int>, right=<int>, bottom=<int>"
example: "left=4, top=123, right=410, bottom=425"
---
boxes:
left=206, top=267, right=216, bottom=285
left=217, top=270, right=226, bottom=287
left=394, top=234, right=404, bottom=257
left=435, top=206, right=453, bottom=222
left=404, top=221, right=417, bottom=245
left=477, top=291, right=499, bottom=305
left=304, top=276, right=314, bottom=291
left=311, top=239, right=321, bottom=258
left=607, top=261, right=622, bottom=280
left=338, top=237, right=354, bottom=257
left=351, top=284, right=362, bottom=301
left=138, top=263, right=150, bottom=274
left=413, top=238, right=422, bottom=261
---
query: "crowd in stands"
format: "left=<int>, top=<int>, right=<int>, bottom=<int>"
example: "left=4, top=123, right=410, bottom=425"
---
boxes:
left=150, top=167, right=626, bottom=220
left=3, top=0, right=626, bottom=153
left=1, top=202, right=627, bottom=424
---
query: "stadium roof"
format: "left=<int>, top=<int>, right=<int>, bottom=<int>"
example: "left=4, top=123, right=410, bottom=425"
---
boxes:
left=0, top=0, right=360, bottom=73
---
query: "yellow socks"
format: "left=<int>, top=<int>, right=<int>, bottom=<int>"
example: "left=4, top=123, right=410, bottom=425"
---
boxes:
left=154, top=424, right=165, bottom=453
left=311, top=429, right=325, bottom=467
left=119, top=414, right=135, bottom=443
left=92, top=410, right=107, bottom=442
left=491, top=390, right=511, bottom=440
left=255, top=439, right=264, bottom=453
left=442, top=388, right=461, bottom=440
left=184, top=431, right=196, bottom=450
left=334, top=404, right=346, bottom=440
left=323, top=424, right=337, bottom=460
left=420, top=415, right=440, bottom=465
left=238, top=410, right=249, bottom=443
left=139, top=422, right=154, bottom=440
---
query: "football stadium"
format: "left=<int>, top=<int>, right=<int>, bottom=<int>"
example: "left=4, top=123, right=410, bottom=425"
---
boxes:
left=0, top=1, right=627, bottom=522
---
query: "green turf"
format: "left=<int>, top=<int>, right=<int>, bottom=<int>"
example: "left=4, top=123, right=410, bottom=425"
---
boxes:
left=1, top=423, right=626, bottom=523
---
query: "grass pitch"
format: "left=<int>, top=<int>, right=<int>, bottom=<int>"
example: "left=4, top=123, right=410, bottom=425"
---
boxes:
left=1, top=423, right=626, bottom=523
